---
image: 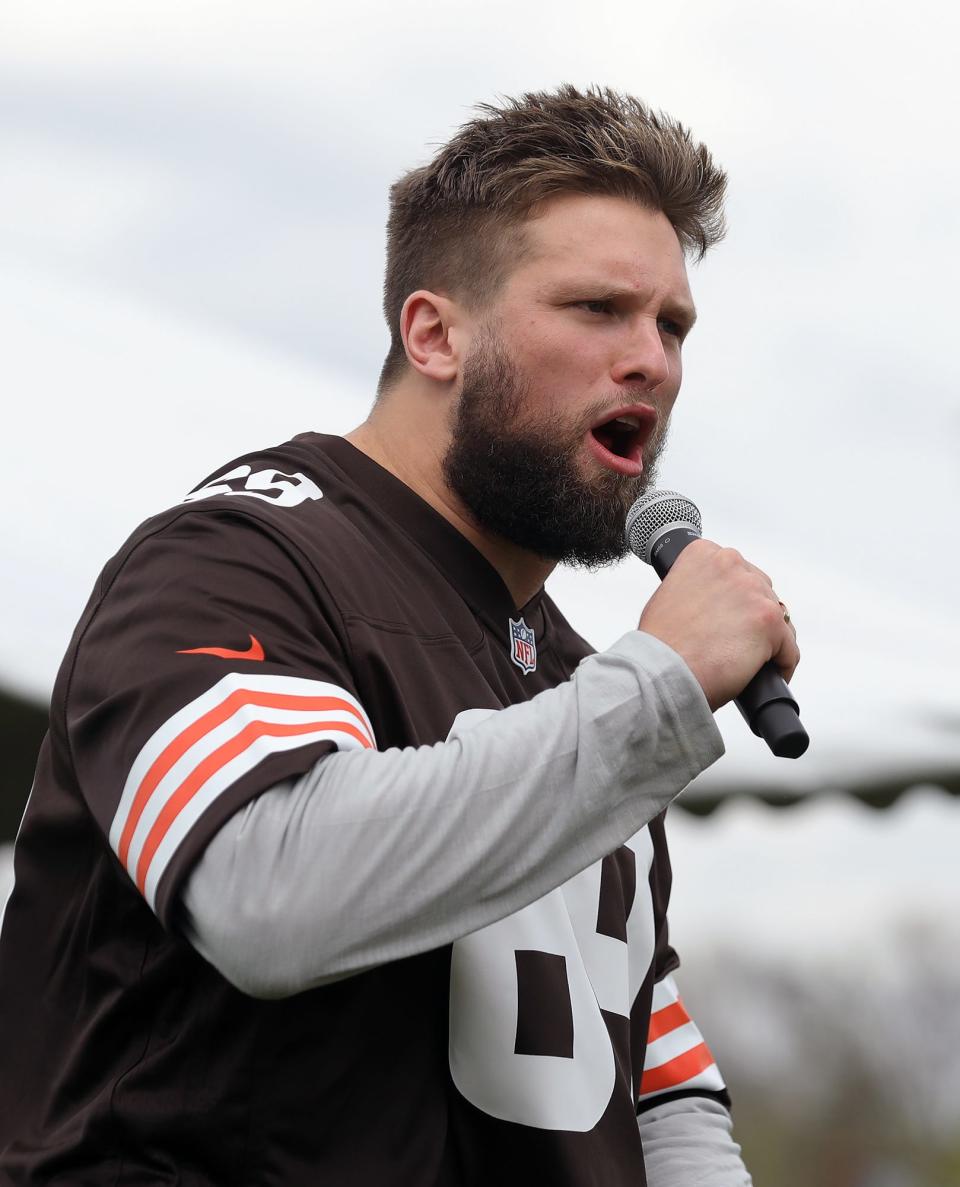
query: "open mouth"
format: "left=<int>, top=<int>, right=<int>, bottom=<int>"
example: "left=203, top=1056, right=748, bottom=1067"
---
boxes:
left=588, top=405, right=656, bottom=474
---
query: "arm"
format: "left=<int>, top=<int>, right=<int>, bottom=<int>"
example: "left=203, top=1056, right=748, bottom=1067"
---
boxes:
left=180, top=630, right=724, bottom=997
left=636, top=953, right=750, bottom=1184
left=638, top=1097, right=752, bottom=1187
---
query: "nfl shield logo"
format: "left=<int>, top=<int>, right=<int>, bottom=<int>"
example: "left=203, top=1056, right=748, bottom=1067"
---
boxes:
left=508, top=617, right=537, bottom=675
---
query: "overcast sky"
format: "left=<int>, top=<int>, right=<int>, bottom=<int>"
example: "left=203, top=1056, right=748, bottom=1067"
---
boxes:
left=4, top=0, right=958, bottom=773
left=3, top=0, right=959, bottom=946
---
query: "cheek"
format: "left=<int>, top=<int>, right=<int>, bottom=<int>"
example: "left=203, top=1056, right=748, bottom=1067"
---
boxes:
left=541, top=334, right=611, bottom=387
left=520, top=338, right=596, bottom=397
left=524, top=327, right=584, bottom=367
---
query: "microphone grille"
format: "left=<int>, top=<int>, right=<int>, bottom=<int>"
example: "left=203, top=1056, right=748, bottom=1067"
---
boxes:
left=625, top=489, right=702, bottom=564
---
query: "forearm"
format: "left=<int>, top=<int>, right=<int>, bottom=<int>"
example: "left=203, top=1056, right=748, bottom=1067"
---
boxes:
left=638, top=1097, right=752, bottom=1187
left=180, top=630, right=723, bottom=997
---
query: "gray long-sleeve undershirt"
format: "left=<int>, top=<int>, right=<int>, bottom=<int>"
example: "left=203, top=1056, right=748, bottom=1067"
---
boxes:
left=181, top=631, right=750, bottom=1185
left=638, top=1098, right=753, bottom=1187
left=181, top=630, right=723, bottom=998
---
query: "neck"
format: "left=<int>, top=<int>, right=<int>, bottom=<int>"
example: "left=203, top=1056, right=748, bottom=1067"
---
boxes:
left=346, top=389, right=554, bottom=609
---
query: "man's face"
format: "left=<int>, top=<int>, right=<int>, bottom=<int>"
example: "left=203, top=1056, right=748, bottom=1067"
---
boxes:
left=443, top=193, right=696, bottom=568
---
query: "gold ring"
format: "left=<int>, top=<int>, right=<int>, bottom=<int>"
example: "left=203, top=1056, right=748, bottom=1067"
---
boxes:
left=778, top=599, right=791, bottom=624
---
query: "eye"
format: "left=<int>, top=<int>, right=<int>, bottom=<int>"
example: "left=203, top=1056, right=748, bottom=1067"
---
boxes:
left=576, top=299, right=614, bottom=315
left=657, top=317, right=686, bottom=340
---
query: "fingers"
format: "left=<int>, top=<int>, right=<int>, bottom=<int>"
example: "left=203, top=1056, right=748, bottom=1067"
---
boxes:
left=747, top=561, right=774, bottom=589
left=642, top=538, right=801, bottom=710
left=771, top=591, right=799, bottom=678
left=706, top=544, right=773, bottom=589
left=717, top=545, right=802, bottom=682
left=772, top=614, right=801, bottom=683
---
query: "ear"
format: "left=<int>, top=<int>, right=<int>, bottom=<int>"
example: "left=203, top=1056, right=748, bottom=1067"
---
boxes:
left=399, top=290, right=468, bottom=383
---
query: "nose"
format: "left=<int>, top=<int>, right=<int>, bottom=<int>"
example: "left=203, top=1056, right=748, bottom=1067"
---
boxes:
left=609, top=318, right=671, bottom=391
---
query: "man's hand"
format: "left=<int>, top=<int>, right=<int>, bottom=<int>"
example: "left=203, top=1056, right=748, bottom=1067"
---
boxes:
left=637, top=539, right=800, bottom=712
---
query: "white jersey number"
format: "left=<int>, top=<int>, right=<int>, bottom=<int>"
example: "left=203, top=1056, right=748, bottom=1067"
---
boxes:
left=448, top=829, right=654, bottom=1132
left=184, top=464, right=322, bottom=507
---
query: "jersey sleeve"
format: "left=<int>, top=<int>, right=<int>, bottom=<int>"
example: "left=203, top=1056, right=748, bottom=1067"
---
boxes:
left=63, top=506, right=374, bottom=927
left=636, top=816, right=730, bottom=1113
left=637, top=971, right=728, bottom=1108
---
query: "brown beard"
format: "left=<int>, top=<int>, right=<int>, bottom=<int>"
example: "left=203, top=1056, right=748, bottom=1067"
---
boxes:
left=442, top=333, right=669, bottom=568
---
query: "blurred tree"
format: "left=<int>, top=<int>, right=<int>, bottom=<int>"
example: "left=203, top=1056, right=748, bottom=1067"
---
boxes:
left=681, top=932, right=960, bottom=1187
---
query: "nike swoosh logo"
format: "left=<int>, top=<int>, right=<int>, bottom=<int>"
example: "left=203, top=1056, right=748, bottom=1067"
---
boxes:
left=177, top=634, right=265, bottom=662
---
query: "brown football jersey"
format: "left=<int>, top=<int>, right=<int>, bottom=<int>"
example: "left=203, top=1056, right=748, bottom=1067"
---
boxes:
left=0, top=434, right=726, bottom=1185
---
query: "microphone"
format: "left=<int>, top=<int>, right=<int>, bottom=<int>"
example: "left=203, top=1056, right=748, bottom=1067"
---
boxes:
left=625, top=490, right=809, bottom=759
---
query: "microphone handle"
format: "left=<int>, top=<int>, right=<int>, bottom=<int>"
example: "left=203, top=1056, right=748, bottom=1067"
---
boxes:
left=650, top=529, right=809, bottom=759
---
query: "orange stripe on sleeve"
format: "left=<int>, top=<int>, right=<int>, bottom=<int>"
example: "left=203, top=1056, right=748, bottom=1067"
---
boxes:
left=639, top=1042, right=716, bottom=1097
left=647, top=1000, right=691, bottom=1043
left=134, top=717, right=372, bottom=891
left=118, top=691, right=371, bottom=866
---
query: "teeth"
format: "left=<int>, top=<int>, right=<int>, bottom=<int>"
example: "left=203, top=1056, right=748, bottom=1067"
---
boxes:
left=613, top=415, right=641, bottom=429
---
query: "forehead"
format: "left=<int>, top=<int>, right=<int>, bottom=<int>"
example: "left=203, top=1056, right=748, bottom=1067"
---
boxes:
left=510, top=192, right=692, bottom=302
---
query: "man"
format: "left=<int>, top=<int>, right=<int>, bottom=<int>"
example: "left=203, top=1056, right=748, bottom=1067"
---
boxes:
left=0, top=86, right=797, bottom=1184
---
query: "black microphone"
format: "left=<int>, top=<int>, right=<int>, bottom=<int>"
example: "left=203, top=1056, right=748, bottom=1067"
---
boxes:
left=625, top=489, right=809, bottom=759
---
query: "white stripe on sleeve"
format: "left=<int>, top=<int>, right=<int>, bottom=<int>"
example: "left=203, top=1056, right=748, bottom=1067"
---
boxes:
left=108, top=673, right=374, bottom=911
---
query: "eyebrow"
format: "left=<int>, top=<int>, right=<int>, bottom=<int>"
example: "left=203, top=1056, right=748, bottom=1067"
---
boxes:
left=662, top=300, right=698, bottom=330
left=547, top=283, right=698, bottom=329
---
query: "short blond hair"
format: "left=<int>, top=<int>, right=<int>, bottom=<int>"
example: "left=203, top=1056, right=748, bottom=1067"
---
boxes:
left=378, top=84, right=727, bottom=392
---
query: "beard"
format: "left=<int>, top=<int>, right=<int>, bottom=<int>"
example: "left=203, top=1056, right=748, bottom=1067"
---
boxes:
left=442, top=334, right=669, bottom=568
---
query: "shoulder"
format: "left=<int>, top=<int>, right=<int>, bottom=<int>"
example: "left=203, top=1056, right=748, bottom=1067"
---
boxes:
left=181, top=434, right=331, bottom=516
left=174, top=431, right=352, bottom=537
left=111, top=433, right=371, bottom=575
left=73, top=432, right=471, bottom=660
left=59, top=435, right=372, bottom=678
